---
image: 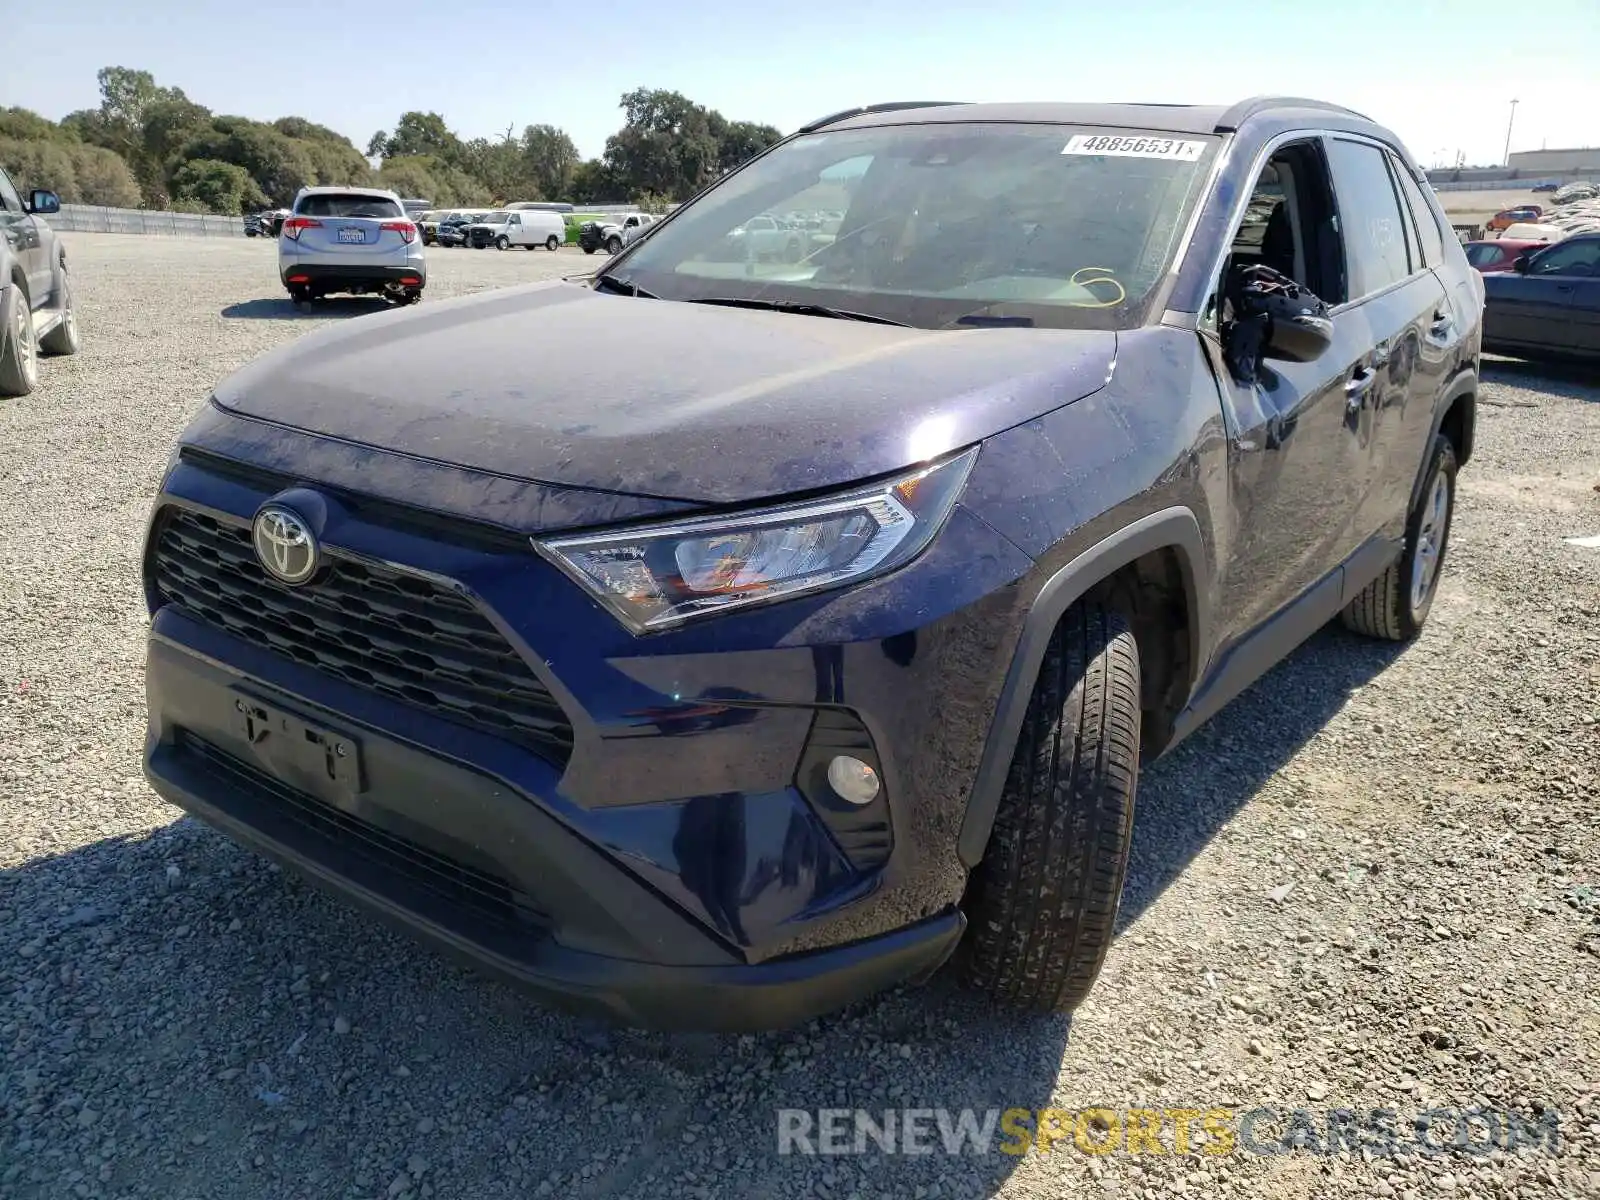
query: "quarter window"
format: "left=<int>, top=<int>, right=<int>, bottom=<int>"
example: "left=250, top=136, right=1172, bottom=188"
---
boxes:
left=1389, top=156, right=1446, bottom=267
left=1325, top=138, right=1414, bottom=297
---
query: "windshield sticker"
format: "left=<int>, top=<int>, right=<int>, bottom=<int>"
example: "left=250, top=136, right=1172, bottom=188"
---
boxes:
left=1062, top=135, right=1206, bottom=161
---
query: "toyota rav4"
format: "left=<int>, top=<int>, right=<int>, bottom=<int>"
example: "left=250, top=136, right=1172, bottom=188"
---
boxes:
left=142, top=97, right=1483, bottom=1031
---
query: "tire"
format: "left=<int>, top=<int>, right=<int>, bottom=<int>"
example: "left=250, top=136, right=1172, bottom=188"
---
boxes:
left=0, top=282, right=40, bottom=397
left=959, top=604, right=1141, bottom=1014
left=39, top=265, right=80, bottom=356
left=546, top=235, right=560, bottom=251
left=583, top=245, right=596, bottom=255
left=1341, top=435, right=1458, bottom=641
left=605, top=236, right=622, bottom=255
left=496, top=235, right=511, bottom=251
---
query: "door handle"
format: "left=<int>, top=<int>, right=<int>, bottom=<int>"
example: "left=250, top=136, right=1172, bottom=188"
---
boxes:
left=1345, top=365, right=1375, bottom=412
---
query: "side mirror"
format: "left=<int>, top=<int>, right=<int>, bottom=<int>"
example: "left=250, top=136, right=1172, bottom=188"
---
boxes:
left=26, top=190, right=60, bottom=215
left=1221, top=263, right=1333, bottom=382
left=1262, top=309, right=1335, bottom=363
left=1512, top=254, right=1531, bottom=274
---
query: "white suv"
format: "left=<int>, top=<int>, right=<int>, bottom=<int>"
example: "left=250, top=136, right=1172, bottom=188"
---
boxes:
left=279, top=186, right=425, bottom=306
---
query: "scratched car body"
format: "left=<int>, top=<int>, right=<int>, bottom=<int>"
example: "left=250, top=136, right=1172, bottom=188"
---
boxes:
left=142, top=97, right=1482, bottom=1031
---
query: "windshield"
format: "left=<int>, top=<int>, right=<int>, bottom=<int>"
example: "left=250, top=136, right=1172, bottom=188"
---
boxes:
left=481, top=211, right=511, bottom=224
left=296, top=193, right=403, bottom=219
left=611, top=123, right=1218, bottom=330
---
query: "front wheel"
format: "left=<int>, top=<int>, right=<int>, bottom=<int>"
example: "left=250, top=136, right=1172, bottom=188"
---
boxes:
left=582, top=245, right=597, bottom=255
left=1341, top=435, right=1458, bottom=640
left=605, top=236, right=622, bottom=255
left=496, top=235, right=511, bottom=251
left=546, top=235, right=561, bottom=251
left=958, top=604, right=1141, bottom=1014
left=40, top=268, right=80, bottom=356
left=0, top=283, right=40, bottom=397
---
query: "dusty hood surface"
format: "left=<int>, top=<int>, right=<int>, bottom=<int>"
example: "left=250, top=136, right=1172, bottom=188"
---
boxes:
left=214, top=280, right=1117, bottom=504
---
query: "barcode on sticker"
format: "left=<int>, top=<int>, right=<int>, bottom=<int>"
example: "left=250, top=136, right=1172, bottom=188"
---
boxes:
left=1063, top=135, right=1206, bottom=161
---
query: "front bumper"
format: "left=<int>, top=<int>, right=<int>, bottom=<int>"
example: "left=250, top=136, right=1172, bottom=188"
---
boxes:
left=141, top=436, right=1036, bottom=1028
left=145, top=638, right=963, bottom=1030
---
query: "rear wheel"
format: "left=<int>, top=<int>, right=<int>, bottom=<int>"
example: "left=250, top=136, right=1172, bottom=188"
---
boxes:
left=959, top=604, right=1141, bottom=1014
left=546, top=235, right=561, bottom=251
left=39, top=266, right=80, bottom=356
left=1341, top=435, right=1457, bottom=640
left=0, top=283, right=40, bottom=397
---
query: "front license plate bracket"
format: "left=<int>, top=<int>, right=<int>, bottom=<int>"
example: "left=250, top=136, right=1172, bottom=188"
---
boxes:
left=230, top=693, right=364, bottom=797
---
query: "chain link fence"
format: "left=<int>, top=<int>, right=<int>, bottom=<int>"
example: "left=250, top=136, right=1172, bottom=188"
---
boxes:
left=53, top=205, right=246, bottom=237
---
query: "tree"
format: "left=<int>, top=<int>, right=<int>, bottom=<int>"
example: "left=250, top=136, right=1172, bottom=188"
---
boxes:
left=169, top=158, right=266, bottom=214
left=0, top=108, right=77, bottom=144
left=521, top=124, right=579, bottom=199
left=178, top=117, right=319, bottom=205
left=714, top=119, right=782, bottom=176
left=376, top=156, right=488, bottom=206
left=370, top=111, right=461, bottom=163
left=568, top=158, right=621, bottom=204
left=0, top=138, right=141, bottom=206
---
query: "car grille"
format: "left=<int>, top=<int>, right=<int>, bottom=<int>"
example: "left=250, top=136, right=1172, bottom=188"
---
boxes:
left=176, top=729, right=545, bottom=930
left=151, top=507, right=574, bottom=765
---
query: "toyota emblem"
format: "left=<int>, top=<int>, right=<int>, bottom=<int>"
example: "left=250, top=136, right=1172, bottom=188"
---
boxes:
left=252, top=505, right=319, bottom=585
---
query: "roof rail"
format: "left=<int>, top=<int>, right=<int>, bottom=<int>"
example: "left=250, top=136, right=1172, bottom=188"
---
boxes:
left=1214, top=95, right=1371, bottom=133
left=796, top=101, right=968, bottom=135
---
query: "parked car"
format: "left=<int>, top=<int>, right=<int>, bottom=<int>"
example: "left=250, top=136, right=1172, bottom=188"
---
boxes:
left=578, top=213, right=657, bottom=255
left=1487, top=206, right=1542, bottom=232
left=0, top=166, right=81, bottom=397
left=279, top=186, right=424, bottom=305
left=474, top=208, right=565, bottom=251
left=1482, top=232, right=1600, bottom=360
left=1463, top=238, right=1548, bottom=273
left=1531, top=181, right=1559, bottom=193
left=461, top=211, right=515, bottom=249
left=725, top=213, right=806, bottom=262
left=433, top=211, right=484, bottom=248
left=143, top=97, right=1481, bottom=1031
left=249, top=209, right=289, bottom=238
left=416, top=211, right=446, bottom=245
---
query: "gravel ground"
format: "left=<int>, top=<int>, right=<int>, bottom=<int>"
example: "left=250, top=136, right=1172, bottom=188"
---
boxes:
left=2, top=235, right=1598, bottom=1200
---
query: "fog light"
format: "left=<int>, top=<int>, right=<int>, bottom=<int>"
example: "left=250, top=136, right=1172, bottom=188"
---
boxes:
left=827, top=755, right=881, bottom=805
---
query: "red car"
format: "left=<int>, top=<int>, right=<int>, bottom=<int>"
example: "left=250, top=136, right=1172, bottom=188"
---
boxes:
left=1464, top=239, right=1547, bottom=273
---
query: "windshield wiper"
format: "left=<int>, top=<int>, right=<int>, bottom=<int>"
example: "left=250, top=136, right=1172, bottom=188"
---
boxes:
left=686, top=297, right=909, bottom=326
left=591, top=274, right=658, bottom=298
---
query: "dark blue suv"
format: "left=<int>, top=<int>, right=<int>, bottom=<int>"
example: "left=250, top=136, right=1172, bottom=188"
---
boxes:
left=142, top=97, right=1482, bottom=1030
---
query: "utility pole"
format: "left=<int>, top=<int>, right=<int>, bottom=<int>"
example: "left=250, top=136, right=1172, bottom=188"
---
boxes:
left=1503, top=98, right=1519, bottom=167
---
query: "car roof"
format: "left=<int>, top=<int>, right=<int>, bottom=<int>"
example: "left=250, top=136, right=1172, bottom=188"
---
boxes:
left=296, top=185, right=402, bottom=199
left=813, top=96, right=1371, bottom=137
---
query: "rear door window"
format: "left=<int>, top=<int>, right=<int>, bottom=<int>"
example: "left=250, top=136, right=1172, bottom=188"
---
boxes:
left=1324, top=138, right=1415, bottom=298
left=296, top=193, right=403, bottom=219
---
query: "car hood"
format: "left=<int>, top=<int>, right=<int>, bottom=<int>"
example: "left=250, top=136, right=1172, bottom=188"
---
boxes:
left=212, top=280, right=1118, bottom=505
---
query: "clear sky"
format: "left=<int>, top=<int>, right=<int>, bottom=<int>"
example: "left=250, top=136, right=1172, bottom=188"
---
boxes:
left=3, top=0, right=1597, bottom=166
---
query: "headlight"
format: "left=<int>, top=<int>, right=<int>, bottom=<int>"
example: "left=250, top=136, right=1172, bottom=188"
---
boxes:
left=536, top=447, right=978, bottom=633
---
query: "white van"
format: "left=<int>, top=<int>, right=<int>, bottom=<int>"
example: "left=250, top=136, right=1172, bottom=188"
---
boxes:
left=478, top=209, right=566, bottom=251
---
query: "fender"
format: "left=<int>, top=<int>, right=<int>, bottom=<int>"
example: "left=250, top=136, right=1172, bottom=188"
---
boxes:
left=956, top=506, right=1208, bottom=868
left=1409, top=368, right=1476, bottom=514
